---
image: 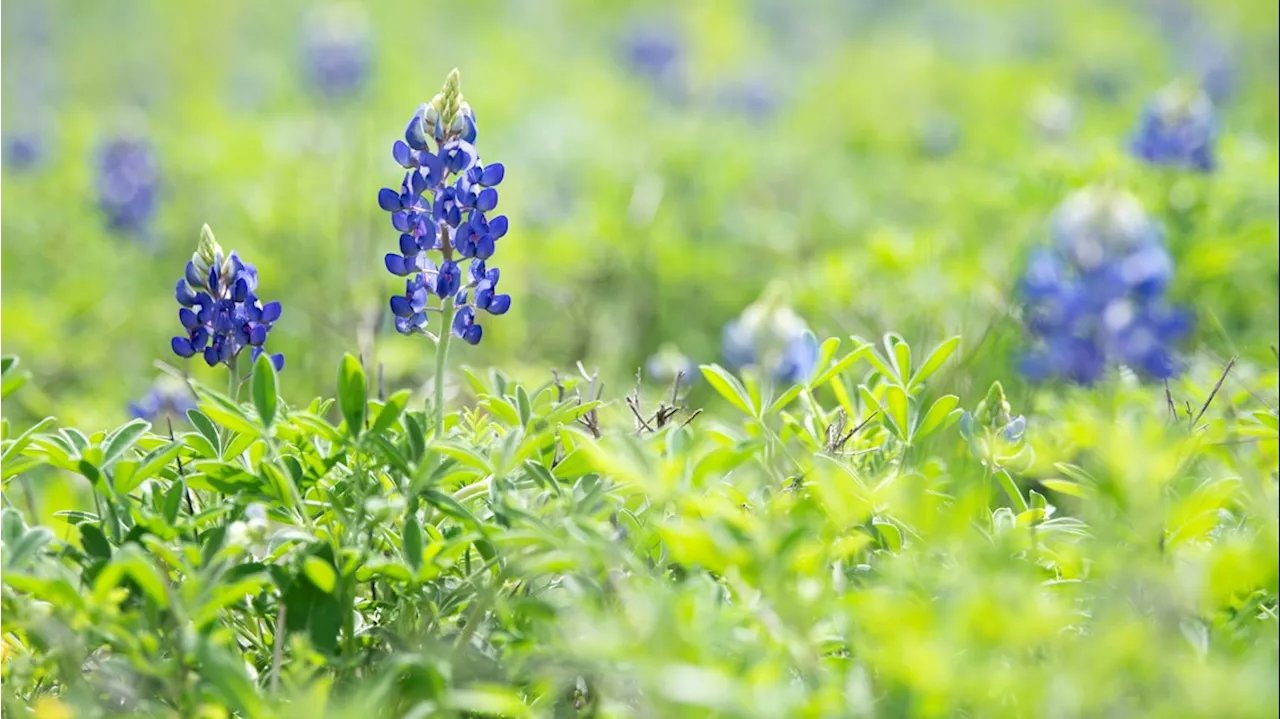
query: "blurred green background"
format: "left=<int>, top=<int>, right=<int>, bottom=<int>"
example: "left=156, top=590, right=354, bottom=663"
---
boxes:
left=3, top=0, right=1278, bottom=427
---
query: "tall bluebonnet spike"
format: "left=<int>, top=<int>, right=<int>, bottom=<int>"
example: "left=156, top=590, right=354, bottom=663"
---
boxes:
left=1018, top=187, right=1190, bottom=384
left=171, top=224, right=284, bottom=371
left=378, top=69, right=512, bottom=343
left=1129, top=83, right=1217, bottom=172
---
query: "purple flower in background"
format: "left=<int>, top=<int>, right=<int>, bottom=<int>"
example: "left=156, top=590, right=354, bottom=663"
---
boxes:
left=621, top=22, right=687, bottom=102
left=97, top=138, right=159, bottom=235
left=128, top=379, right=197, bottom=421
left=1129, top=83, right=1217, bottom=172
left=1019, top=187, right=1190, bottom=384
left=646, top=343, right=698, bottom=384
left=722, top=284, right=819, bottom=384
left=711, top=74, right=777, bottom=123
left=380, top=70, right=511, bottom=345
left=301, top=4, right=372, bottom=101
left=170, top=225, right=284, bottom=371
left=2, top=134, right=45, bottom=172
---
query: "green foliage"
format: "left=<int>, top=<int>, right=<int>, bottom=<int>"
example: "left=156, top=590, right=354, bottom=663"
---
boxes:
left=1, top=342, right=1275, bottom=718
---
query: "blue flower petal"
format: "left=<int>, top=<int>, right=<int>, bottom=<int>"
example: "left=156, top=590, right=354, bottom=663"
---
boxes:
left=480, top=163, right=504, bottom=187
left=390, top=295, right=413, bottom=317
left=486, top=294, right=511, bottom=315
left=171, top=336, right=195, bottom=358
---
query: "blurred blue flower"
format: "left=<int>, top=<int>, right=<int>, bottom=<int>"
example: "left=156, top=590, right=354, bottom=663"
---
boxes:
left=646, top=343, right=697, bottom=384
left=1129, top=83, right=1217, bottom=172
left=171, top=225, right=284, bottom=372
left=711, top=75, right=777, bottom=123
left=380, top=70, right=511, bottom=345
left=1019, top=188, right=1190, bottom=384
left=621, top=22, right=687, bottom=102
left=3, top=134, right=45, bottom=172
left=97, top=138, right=159, bottom=236
left=128, top=379, right=197, bottom=422
left=722, top=286, right=818, bottom=384
left=301, top=4, right=372, bottom=101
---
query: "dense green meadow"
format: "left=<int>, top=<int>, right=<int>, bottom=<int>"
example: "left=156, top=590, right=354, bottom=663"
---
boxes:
left=2, top=1, right=1278, bottom=717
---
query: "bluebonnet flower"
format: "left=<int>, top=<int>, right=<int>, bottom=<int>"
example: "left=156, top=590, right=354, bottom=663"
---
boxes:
left=621, top=22, right=686, bottom=102
left=3, top=134, right=45, bottom=172
left=711, top=74, right=776, bottom=123
left=646, top=343, right=697, bottom=384
left=300, top=4, right=372, bottom=100
left=1129, top=83, right=1217, bottom=172
left=959, top=382, right=1030, bottom=469
left=170, top=225, right=285, bottom=371
left=722, top=285, right=819, bottom=384
left=97, top=137, right=159, bottom=235
left=379, top=70, right=511, bottom=345
left=1019, top=188, right=1190, bottom=384
left=128, top=379, right=197, bottom=421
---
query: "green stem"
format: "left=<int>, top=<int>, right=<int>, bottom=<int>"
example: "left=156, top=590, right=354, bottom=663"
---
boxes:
left=434, top=299, right=456, bottom=439
left=227, top=356, right=240, bottom=402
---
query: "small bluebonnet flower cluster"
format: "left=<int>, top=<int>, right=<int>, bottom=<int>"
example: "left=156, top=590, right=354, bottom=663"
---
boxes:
left=722, top=285, right=819, bottom=384
left=1129, top=83, right=1217, bottom=172
left=959, top=381, right=1028, bottom=464
left=711, top=75, right=777, bottom=123
left=621, top=23, right=686, bottom=102
left=3, top=134, right=45, bottom=172
left=128, top=379, right=197, bottom=421
left=646, top=343, right=697, bottom=384
left=170, top=225, right=285, bottom=371
left=97, top=138, right=159, bottom=235
left=378, top=70, right=510, bottom=345
left=300, top=4, right=372, bottom=100
left=1019, top=187, right=1190, bottom=384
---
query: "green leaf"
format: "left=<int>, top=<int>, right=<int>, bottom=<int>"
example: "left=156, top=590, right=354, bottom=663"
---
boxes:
left=0, top=357, right=16, bottom=375
left=80, top=524, right=113, bottom=559
left=450, top=686, right=533, bottom=718
left=996, top=470, right=1029, bottom=513
left=200, top=399, right=264, bottom=439
left=103, top=419, right=150, bottom=465
left=809, top=344, right=870, bottom=389
left=187, top=409, right=221, bottom=451
left=433, top=442, right=493, bottom=472
left=888, top=334, right=912, bottom=382
left=127, top=441, right=185, bottom=490
left=910, top=336, right=960, bottom=389
left=302, top=556, right=337, bottom=594
left=699, top=364, right=756, bottom=416
left=766, top=384, right=805, bottom=415
left=337, top=354, right=367, bottom=438
left=1039, top=479, right=1092, bottom=498
left=371, top=389, right=412, bottom=434
left=0, top=417, right=56, bottom=469
left=3, top=527, right=53, bottom=571
left=882, top=385, right=910, bottom=439
left=1251, top=410, right=1278, bottom=432
left=872, top=518, right=902, bottom=552
left=915, top=395, right=961, bottom=439
left=814, top=337, right=840, bottom=375
left=161, top=482, right=186, bottom=524
left=515, top=386, right=532, bottom=427
left=252, top=353, right=279, bottom=429
left=423, top=488, right=485, bottom=529
left=403, top=513, right=424, bottom=571
left=1, top=371, right=28, bottom=399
